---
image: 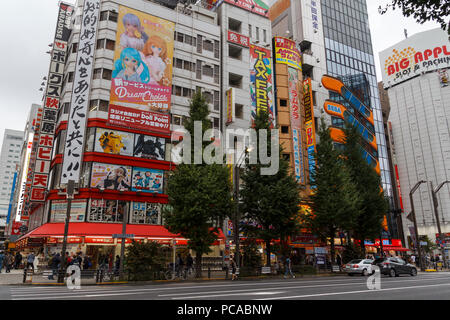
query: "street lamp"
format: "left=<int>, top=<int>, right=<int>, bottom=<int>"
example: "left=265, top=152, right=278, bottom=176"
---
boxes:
left=233, top=146, right=250, bottom=268
left=409, top=180, right=427, bottom=271
left=430, top=180, right=450, bottom=268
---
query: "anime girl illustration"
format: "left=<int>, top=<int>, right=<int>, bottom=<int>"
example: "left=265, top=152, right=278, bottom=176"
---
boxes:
left=98, top=131, right=126, bottom=154
left=133, top=172, right=144, bottom=188
left=113, top=47, right=150, bottom=83
left=119, top=13, right=148, bottom=52
left=100, top=167, right=130, bottom=191
left=142, top=35, right=170, bottom=85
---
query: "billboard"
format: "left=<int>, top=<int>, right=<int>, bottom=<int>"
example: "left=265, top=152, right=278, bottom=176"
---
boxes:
left=250, top=44, right=274, bottom=126
left=134, top=134, right=165, bottom=160
left=109, top=5, right=175, bottom=114
left=94, top=128, right=134, bottom=156
left=108, top=104, right=170, bottom=134
left=288, top=68, right=305, bottom=184
left=379, top=28, right=450, bottom=87
left=274, top=37, right=302, bottom=71
left=209, top=0, right=270, bottom=18
left=61, top=0, right=100, bottom=184
left=303, top=78, right=316, bottom=186
left=132, top=167, right=164, bottom=194
left=90, top=163, right=132, bottom=191
left=226, top=88, right=234, bottom=125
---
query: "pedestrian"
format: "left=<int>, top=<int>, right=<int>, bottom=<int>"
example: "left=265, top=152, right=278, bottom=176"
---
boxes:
left=230, top=255, right=237, bottom=280
left=186, top=253, right=194, bottom=275
left=83, top=255, right=92, bottom=270
left=114, top=255, right=121, bottom=275
left=33, top=253, right=40, bottom=272
left=5, top=252, right=13, bottom=273
left=176, top=254, right=184, bottom=277
left=49, top=253, right=61, bottom=280
left=284, top=256, right=295, bottom=279
left=14, top=252, right=22, bottom=269
left=0, top=251, right=4, bottom=273
left=26, top=252, right=35, bottom=270
left=411, top=254, right=416, bottom=265
left=336, top=254, right=342, bottom=267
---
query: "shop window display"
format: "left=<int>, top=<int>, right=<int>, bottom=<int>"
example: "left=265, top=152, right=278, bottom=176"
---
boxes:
left=130, top=202, right=161, bottom=224
left=88, top=199, right=128, bottom=223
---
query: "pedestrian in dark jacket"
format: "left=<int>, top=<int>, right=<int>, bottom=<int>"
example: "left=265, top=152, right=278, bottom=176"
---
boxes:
left=14, top=252, right=22, bottom=269
left=48, top=253, right=61, bottom=280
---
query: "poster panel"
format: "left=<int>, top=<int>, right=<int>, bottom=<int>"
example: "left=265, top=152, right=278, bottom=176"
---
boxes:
left=303, top=78, right=316, bottom=186
left=209, top=0, right=270, bottom=18
left=109, top=5, right=175, bottom=114
left=94, top=128, right=134, bottom=156
left=274, top=37, right=302, bottom=71
left=90, top=163, right=132, bottom=191
left=132, top=167, right=164, bottom=194
left=108, top=104, right=170, bottom=134
left=134, top=134, right=165, bottom=160
left=250, top=44, right=274, bottom=126
left=50, top=200, right=87, bottom=222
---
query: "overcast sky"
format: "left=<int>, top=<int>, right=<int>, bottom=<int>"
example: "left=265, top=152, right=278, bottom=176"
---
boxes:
left=0, top=0, right=441, bottom=144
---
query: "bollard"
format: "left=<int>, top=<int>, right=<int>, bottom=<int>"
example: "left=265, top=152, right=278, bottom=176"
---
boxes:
left=225, top=266, right=229, bottom=280
left=23, top=268, right=27, bottom=283
left=208, top=267, right=211, bottom=279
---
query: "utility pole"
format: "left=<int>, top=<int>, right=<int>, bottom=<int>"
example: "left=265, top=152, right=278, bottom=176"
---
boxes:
left=409, top=180, right=426, bottom=272
left=58, top=180, right=75, bottom=283
left=118, top=196, right=129, bottom=277
left=430, top=180, right=449, bottom=268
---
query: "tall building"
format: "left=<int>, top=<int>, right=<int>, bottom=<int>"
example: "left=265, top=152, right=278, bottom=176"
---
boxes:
left=379, top=28, right=450, bottom=251
left=0, top=129, right=24, bottom=228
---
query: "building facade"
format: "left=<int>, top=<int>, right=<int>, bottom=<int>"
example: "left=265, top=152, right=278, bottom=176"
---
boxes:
left=379, top=28, right=450, bottom=249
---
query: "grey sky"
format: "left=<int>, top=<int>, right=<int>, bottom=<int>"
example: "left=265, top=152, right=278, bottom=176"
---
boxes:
left=0, top=0, right=442, bottom=144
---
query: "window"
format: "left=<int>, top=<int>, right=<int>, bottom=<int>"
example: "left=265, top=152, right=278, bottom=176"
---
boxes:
left=229, top=45, right=242, bottom=60
left=249, top=24, right=252, bottom=38
left=263, top=29, right=267, bottom=42
left=102, top=69, right=112, bottom=80
left=212, top=117, right=220, bottom=129
left=203, top=39, right=213, bottom=52
left=213, top=91, right=220, bottom=111
left=106, top=39, right=115, bottom=50
left=229, top=73, right=242, bottom=89
left=96, top=39, right=105, bottom=49
left=172, top=115, right=182, bottom=125
left=202, top=65, right=213, bottom=77
left=256, top=27, right=259, bottom=41
left=177, top=31, right=184, bottom=43
left=203, top=91, right=213, bottom=104
left=72, top=43, right=78, bottom=53
left=88, top=199, right=127, bottom=223
left=108, top=11, right=118, bottom=23
left=228, top=18, right=242, bottom=33
left=214, top=65, right=219, bottom=84
left=93, top=68, right=102, bottom=80
left=131, top=202, right=161, bottom=224
left=281, top=126, right=289, bottom=134
left=279, top=99, right=288, bottom=107
left=235, top=104, right=243, bottom=119
left=68, top=72, right=74, bottom=83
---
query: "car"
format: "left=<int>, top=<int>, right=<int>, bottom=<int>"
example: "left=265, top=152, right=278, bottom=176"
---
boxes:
left=372, top=257, right=417, bottom=277
left=343, top=259, right=374, bottom=276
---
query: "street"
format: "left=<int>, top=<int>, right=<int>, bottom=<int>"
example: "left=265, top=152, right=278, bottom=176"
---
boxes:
left=1, top=272, right=450, bottom=300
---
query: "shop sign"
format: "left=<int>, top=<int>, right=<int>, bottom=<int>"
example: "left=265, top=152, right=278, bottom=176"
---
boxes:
left=314, top=247, right=327, bottom=254
left=84, top=237, right=115, bottom=244
left=225, top=88, right=234, bottom=125
left=46, top=237, right=82, bottom=244
left=303, top=78, right=316, bottom=187
left=210, top=0, right=269, bottom=17
left=227, top=30, right=249, bottom=48
left=274, top=37, right=302, bottom=70
left=108, top=104, right=170, bottom=134
left=61, top=0, right=100, bottom=184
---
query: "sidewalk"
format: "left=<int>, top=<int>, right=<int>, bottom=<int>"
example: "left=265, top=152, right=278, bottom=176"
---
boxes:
left=0, top=269, right=24, bottom=285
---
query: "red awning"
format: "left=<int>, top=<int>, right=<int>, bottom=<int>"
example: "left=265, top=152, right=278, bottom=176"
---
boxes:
left=17, top=223, right=225, bottom=243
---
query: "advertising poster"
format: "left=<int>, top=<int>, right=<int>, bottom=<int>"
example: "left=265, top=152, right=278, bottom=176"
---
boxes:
left=50, top=200, right=87, bottom=223
left=131, top=202, right=160, bottom=224
left=134, top=134, right=165, bottom=160
left=91, top=163, right=132, bottom=191
left=250, top=44, right=274, bottom=126
left=303, top=78, right=316, bottom=187
left=95, top=128, right=134, bottom=156
left=108, top=104, right=170, bottom=134
left=274, top=37, right=302, bottom=71
left=288, top=67, right=304, bottom=184
left=209, top=0, right=270, bottom=17
left=132, top=167, right=164, bottom=194
left=88, top=199, right=127, bottom=223
left=226, top=88, right=234, bottom=124
left=110, top=5, right=175, bottom=114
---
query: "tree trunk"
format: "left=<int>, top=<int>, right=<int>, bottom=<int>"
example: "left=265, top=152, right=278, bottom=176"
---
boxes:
left=265, top=240, right=271, bottom=267
left=195, top=252, right=202, bottom=279
left=330, top=230, right=336, bottom=264
left=360, top=239, right=366, bottom=257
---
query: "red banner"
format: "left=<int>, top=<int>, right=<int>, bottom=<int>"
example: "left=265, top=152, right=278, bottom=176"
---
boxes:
left=227, top=30, right=250, bottom=48
left=108, top=105, right=170, bottom=134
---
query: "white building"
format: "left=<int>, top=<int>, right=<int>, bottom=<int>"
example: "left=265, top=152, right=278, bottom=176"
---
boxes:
left=0, top=129, right=24, bottom=226
left=380, top=28, right=450, bottom=245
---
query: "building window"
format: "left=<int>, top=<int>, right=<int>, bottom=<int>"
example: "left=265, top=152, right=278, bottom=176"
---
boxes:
left=102, top=69, right=112, bottom=80
left=203, top=39, right=213, bottom=52
left=202, top=65, right=213, bottom=77
left=229, top=73, right=243, bottom=89
left=235, top=104, right=244, bottom=119
left=131, top=202, right=161, bottom=225
left=228, top=45, right=242, bottom=60
left=281, top=126, right=289, bottom=134
left=256, top=27, right=259, bottom=41
left=280, top=99, right=288, bottom=107
left=172, top=115, right=182, bottom=126
left=249, top=24, right=252, bottom=38
left=228, top=17, right=242, bottom=33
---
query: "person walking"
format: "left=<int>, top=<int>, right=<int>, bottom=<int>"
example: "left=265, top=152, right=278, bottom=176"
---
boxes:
left=5, top=252, right=13, bottom=273
left=186, top=253, right=194, bottom=276
left=49, top=253, right=61, bottom=280
left=83, top=255, right=92, bottom=270
left=26, top=252, right=35, bottom=270
left=14, top=252, right=22, bottom=269
left=114, top=255, right=121, bottom=276
left=230, top=255, right=237, bottom=281
left=284, top=255, right=295, bottom=279
left=0, top=251, right=4, bottom=273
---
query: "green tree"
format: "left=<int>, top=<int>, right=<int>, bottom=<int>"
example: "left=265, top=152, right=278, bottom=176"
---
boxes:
left=342, top=124, right=388, bottom=255
left=302, top=119, right=360, bottom=263
left=379, top=0, right=449, bottom=34
left=125, top=241, right=168, bottom=279
left=240, top=109, right=302, bottom=267
left=163, top=91, right=233, bottom=278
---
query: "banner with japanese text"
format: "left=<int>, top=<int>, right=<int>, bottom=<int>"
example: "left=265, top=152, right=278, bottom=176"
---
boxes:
left=274, top=37, right=302, bottom=71
left=303, top=78, right=316, bottom=187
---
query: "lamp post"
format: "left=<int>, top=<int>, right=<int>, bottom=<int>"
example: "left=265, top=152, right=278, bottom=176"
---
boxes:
left=430, top=180, right=450, bottom=268
left=233, top=147, right=249, bottom=268
left=409, top=180, right=427, bottom=271
left=58, top=180, right=76, bottom=283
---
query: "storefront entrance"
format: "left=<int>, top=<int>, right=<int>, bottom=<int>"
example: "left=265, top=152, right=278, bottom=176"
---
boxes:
left=86, top=245, right=116, bottom=270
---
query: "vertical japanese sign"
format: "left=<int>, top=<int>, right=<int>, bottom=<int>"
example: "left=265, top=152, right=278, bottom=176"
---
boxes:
left=226, top=88, right=234, bottom=125
left=250, top=45, right=274, bottom=126
left=288, top=68, right=305, bottom=184
left=30, top=3, right=73, bottom=202
left=303, top=78, right=316, bottom=187
left=310, top=0, right=319, bottom=32
left=17, top=133, right=34, bottom=220
left=61, top=0, right=100, bottom=184
left=109, top=6, right=175, bottom=115
left=274, top=37, right=302, bottom=71
left=388, top=121, right=404, bottom=212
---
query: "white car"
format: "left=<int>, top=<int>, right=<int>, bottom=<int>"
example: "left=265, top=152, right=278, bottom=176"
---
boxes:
left=343, top=259, right=374, bottom=276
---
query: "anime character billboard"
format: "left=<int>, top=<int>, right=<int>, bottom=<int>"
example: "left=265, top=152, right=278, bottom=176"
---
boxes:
left=132, top=167, right=164, bottom=194
left=134, top=134, right=165, bottom=161
left=110, top=6, right=175, bottom=114
left=91, top=163, right=132, bottom=191
left=94, top=128, right=134, bottom=156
